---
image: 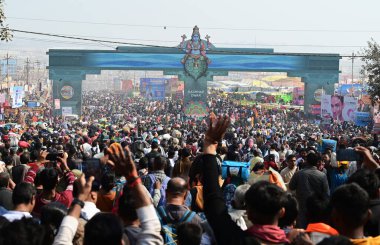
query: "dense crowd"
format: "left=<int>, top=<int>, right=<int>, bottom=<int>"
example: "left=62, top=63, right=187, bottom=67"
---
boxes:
left=0, top=90, right=379, bottom=245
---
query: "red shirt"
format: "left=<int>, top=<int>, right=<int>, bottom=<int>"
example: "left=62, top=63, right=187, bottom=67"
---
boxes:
left=24, top=166, right=75, bottom=216
left=264, top=161, right=278, bottom=171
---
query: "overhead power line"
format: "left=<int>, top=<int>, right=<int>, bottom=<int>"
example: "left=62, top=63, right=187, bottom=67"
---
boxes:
left=8, top=16, right=380, bottom=33
left=1, top=27, right=366, bottom=57
left=12, top=30, right=368, bottom=49
left=9, top=28, right=171, bottom=48
left=14, top=36, right=116, bottom=48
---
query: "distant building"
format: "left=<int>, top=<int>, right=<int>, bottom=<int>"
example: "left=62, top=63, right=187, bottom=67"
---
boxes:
left=0, top=59, right=17, bottom=77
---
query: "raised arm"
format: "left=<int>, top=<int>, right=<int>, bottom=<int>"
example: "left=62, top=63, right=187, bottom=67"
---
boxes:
left=106, top=143, right=163, bottom=245
left=24, top=150, right=48, bottom=184
left=53, top=175, right=94, bottom=245
left=355, top=146, right=380, bottom=170
left=202, top=116, right=245, bottom=245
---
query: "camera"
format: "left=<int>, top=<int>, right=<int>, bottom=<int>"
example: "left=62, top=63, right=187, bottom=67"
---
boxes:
left=46, top=152, right=64, bottom=161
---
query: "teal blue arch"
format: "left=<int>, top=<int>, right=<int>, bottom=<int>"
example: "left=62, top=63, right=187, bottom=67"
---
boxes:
left=48, top=46, right=340, bottom=116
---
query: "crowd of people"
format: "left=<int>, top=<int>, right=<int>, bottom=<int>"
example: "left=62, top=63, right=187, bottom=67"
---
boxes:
left=0, top=90, right=379, bottom=245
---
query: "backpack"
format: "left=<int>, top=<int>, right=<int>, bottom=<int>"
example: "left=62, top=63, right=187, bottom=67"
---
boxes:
left=157, top=206, right=196, bottom=245
left=248, top=167, right=287, bottom=191
left=221, top=161, right=250, bottom=182
left=190, top=185, right=204, bottom=212
left=146, top=174, right=170, bottom=207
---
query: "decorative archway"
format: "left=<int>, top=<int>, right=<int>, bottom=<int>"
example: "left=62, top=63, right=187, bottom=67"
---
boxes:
left=48, top=27, right=340, bottom=116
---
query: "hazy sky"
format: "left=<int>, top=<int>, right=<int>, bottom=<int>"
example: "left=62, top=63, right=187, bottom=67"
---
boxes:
left=2, top=0, right=380, bottom=68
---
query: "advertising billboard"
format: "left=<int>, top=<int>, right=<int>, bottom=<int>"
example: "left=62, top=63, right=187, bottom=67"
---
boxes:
left=342, top=96, right=357, bottom=122
left=140, top=78, right=167, bottom=100
left=121, top=80, right=133, bottom=96
left=355, top=112, right=372, bottom=127
left=11, top=86, right=24, bottom=108
left=320, top=95, right=359, bottom=122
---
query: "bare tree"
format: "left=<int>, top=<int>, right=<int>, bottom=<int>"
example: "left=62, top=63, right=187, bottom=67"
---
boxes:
left=0, top=0, right=13, bottom=41
left=361, top=39, right=380, bottom=100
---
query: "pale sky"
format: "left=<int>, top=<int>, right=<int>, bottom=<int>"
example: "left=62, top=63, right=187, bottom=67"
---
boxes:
left=2, top=0, right=380, bottom=73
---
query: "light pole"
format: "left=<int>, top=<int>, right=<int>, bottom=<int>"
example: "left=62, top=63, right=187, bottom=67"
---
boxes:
left=2, top=53, right=15, bottom=102
left=348, top=52, right=355, bottom=84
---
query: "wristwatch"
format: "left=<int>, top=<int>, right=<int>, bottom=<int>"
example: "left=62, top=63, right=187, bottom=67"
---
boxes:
left=71, top=198, right=85, bottom=208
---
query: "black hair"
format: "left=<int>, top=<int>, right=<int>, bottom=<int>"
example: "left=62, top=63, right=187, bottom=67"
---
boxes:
left=99, top=143, right=107, bottom=153
left=151, top=141, right=159, bottom=149
left=39, top=168, right=59, bottom=191
left=40, top=202, right=68, bottom=237
left=84, top=213, right=123, bottom=245
left=66, top=143, right=77, bottom=156
left=118, top=186, right=138, bottom=222
left=220, top=146, right=228, bottom=155
left=318, top=235, right=353, bottom=245
left=168, top=149, right=175, bottom=159
left=17, top=147, right=24, bottom=154
left=331, top=183, right=370, bottom=227
left=306, top=193, right=331, bottom=224
left=299, top=148, right=307, bottom=153
left=347, top=168, right=380, bottom=199
left=120, top=141, right=129, bottom=149
left=20, top=152, right=31, bottom=165
left=286, top=154, right=296, bottom=161
left=153, top=156, right=167, bottom=171
left=9, top=148, right=16, bottom=155
left=2, top=155, right=12, bottom=166
left=138, top=157, right=148, bottom=169
left=100, top=172, right=116, bottom=193
left=278, top=193, right=298, bottom=228
left=30, top=150, right=40, bottom=162
left=306, top=152, right=320, bottom=166
left=226, top=150, right=241, bottom=162
left=245, top=181, right=287, bottom=221
left=0, top=218, right=50, bottom=245
left=12, top=182, right=36, bottom=206
left=0, top=172, right=10, bottom=188
left=252, top=162, right=265, bottom=172
left=267, top=154, right=275, bottom=162
left=177, top=223, right=203, bottom=245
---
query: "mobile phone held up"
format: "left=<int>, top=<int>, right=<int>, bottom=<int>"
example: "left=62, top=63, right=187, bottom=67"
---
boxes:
left=46, top=152, right=64, bottom=162
left=81, top=158, right=102, bottom=189
left=336, top=149, right=363, bottom=162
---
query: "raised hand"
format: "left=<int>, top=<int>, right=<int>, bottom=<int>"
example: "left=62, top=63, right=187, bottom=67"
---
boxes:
left=204, top=115, right=230, bottom=155
left=67, top=174, right=95, bottom=219
left=58, top=152, right=70, bottom=172
left=77, top=174, right=95, bottom=202
left=106, top=143, right=138, bottom=180
left=355, top=146, right=380, bottom=170
left=205, top=115, right=230, bottom=145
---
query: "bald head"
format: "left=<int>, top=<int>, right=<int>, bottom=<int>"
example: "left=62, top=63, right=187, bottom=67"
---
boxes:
left=167, top=177, right=188, bottom=196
